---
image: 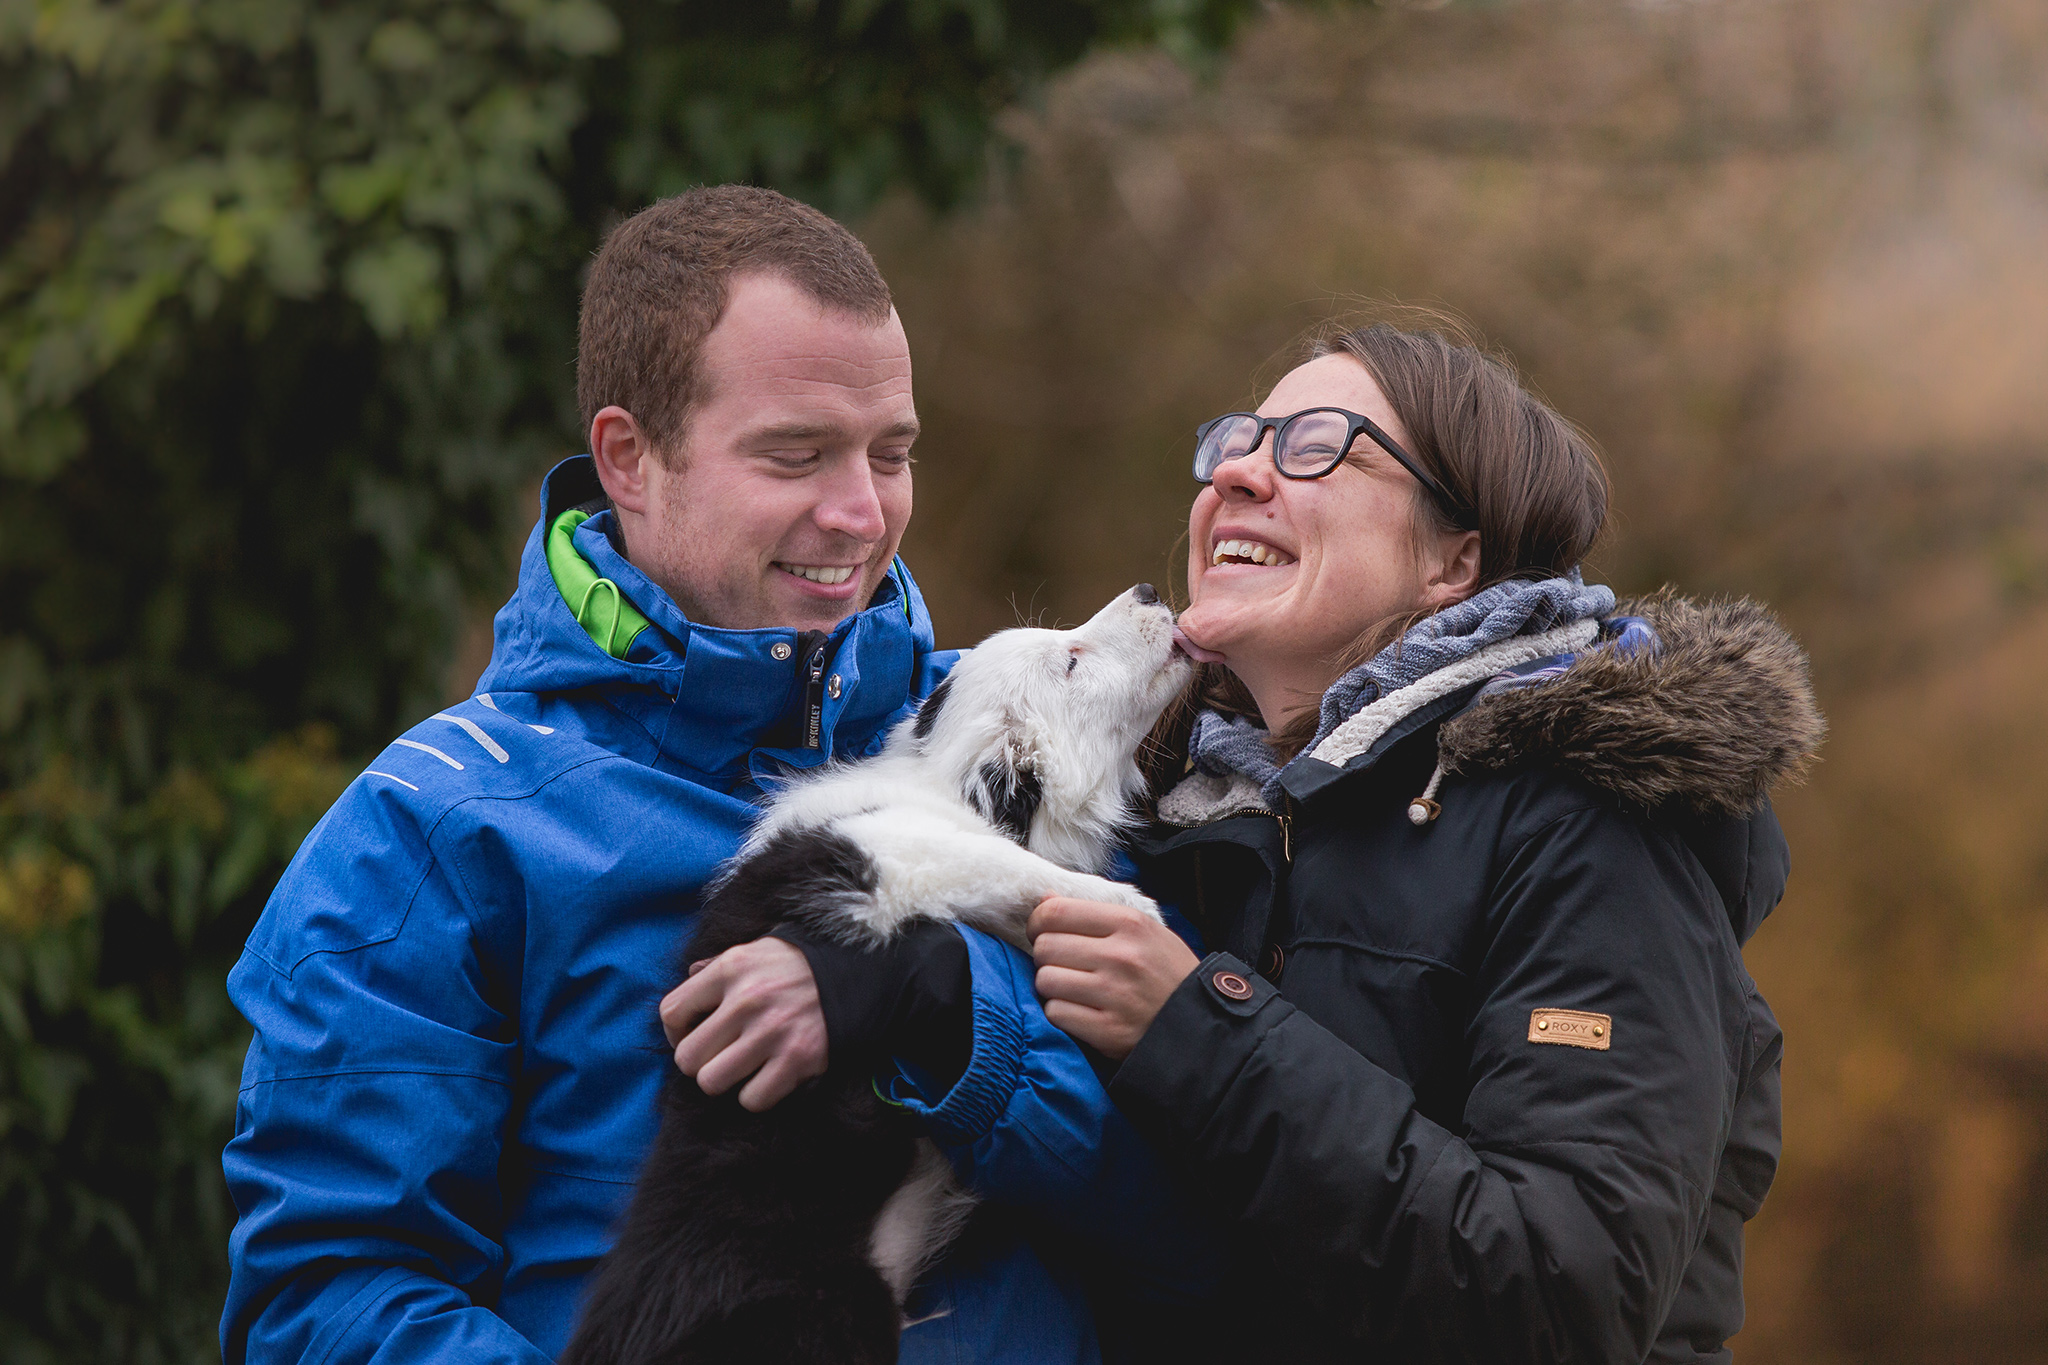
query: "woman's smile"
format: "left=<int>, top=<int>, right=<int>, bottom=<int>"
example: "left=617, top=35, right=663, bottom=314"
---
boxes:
left=1208, top=535, right=1297, bottom=568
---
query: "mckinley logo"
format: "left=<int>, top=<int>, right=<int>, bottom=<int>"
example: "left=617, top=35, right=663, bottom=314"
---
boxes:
left=1528, top=1008, right=1612, bottom=1050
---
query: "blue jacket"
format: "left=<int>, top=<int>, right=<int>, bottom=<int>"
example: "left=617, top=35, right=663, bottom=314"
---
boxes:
left=222, top=457, right=1207, bottom=1364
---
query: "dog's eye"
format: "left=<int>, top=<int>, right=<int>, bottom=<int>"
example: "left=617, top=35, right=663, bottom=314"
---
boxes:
left=1065, top=650, right=1080, bottom=675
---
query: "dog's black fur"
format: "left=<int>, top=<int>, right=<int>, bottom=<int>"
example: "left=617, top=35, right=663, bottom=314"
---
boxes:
left=561, top=826, right=918, bottom=1365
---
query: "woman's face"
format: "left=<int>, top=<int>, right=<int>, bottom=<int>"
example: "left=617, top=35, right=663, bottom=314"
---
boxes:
left=1177, top=354, right=1475, bottom=715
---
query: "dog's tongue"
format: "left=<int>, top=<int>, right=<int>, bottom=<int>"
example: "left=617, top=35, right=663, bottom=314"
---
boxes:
left=1171, top=627, right=1227, bottom=664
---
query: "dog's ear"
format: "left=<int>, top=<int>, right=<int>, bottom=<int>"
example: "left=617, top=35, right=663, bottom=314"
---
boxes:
left=969, top=745, right=1043, bottom=845
left=912, top=674, right=953, bottom=743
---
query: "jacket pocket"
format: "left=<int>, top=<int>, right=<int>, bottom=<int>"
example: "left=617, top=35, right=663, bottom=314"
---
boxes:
left=243, top=787, right=438, bottom=975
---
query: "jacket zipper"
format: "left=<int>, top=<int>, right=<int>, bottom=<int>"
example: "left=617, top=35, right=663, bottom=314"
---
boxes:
left=1220, top=805, right=1292, bottom=862
left=802, top=643, right=827, bottom=749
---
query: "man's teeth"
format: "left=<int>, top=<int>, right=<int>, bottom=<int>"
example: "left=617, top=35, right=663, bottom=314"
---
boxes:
left=1210, top=539, right=1296, bottom=567
left=780, top=563, right=856, bottom=585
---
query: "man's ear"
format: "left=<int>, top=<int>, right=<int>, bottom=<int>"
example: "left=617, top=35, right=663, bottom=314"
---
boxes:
left=590, top=405, right=655, bottom=515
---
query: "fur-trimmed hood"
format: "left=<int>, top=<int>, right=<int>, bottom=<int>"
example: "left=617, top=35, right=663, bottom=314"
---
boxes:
left=1157, top=591, right=1824, bottom=827
left=1437, top=591, right=1825, bottom=819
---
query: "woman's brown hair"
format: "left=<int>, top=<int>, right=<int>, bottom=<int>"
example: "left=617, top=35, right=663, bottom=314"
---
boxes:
left=1143, top=313, right=1610, bottom=790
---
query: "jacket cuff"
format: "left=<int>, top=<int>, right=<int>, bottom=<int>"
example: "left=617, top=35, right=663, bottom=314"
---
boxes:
left=876, top=925, right=1028, bottom=1148
left=1109, top=951, right=1294, bottom=1149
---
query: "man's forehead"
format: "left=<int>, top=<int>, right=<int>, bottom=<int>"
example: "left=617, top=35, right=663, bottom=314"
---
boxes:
left=703, top=276, right=909, bottom=370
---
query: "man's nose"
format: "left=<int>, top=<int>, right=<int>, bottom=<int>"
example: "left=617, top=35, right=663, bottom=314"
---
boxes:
left=814, top=460, right=889, bottom=542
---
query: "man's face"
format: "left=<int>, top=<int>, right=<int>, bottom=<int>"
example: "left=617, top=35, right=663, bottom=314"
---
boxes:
left=619, top=273, right=917, bottom=633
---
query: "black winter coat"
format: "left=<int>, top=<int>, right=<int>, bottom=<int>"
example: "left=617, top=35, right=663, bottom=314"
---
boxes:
left=1110, top=596, right=1824, bottom=1365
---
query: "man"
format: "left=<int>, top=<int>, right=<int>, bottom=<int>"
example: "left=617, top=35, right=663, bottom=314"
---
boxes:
left=221, top=186, right=1205, bottom=1364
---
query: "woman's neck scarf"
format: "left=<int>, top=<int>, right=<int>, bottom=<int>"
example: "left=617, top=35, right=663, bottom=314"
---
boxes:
left=1188, top=570, right=1620, bottom=807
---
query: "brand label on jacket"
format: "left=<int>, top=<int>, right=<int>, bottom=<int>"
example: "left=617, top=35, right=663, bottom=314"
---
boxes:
left=1528, top=1008, right=1611, bottom=1050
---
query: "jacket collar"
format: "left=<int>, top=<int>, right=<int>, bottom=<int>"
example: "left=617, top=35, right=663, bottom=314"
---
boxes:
left=474, top=456, right=935, bottom=788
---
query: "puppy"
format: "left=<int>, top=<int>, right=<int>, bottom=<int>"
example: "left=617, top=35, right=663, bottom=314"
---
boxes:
left=563, top=585, right=1192, bottom=1365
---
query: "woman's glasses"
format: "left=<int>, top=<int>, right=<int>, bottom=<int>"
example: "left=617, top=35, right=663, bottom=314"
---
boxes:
left=1193, top=407, right=1474, bottom=528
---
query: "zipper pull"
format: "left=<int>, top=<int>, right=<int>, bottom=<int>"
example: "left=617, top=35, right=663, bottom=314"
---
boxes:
left=1279, top=795, right=1294, bottom=862
left=803, top=645, right=826, bottom=749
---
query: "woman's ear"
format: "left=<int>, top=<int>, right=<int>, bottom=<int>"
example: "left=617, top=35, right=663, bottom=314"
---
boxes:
left=1425, top=529, right=1483, bottom=609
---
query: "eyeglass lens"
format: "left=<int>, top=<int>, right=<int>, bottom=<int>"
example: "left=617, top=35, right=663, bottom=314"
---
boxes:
left=1195, top=409, right=1358, bottom=482
left=1195, top=415, right=1262, bottom=481
left=1272, top=410, right=1352, bottom=476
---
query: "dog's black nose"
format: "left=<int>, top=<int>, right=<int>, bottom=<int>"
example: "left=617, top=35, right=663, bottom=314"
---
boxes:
left=1131, top=583, right=1159, bottom=605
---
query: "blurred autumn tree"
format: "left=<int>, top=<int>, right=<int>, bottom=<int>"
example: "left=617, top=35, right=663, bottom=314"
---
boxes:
left=868, top=2, right=2048, bottom=1360
left=0, top=1, right=1258, bottom=1357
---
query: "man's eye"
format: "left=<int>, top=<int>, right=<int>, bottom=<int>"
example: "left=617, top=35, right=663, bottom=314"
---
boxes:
left=765, top=451, right=820, bottom=470
left=873, top=447, right=915, bottom=468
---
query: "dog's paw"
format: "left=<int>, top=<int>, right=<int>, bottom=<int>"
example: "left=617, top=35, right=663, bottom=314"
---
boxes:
left=1073, top=875, right=1161, bottom=920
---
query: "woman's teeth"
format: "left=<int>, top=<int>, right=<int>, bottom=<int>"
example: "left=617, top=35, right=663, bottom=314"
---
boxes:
left=780, top=563, right=857, bottom=585
left=1210, top=539, right=1295, bottom=567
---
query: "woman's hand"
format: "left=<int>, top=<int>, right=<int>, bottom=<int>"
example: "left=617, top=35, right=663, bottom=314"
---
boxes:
left=1029, top=897, right=1199, bottom=1060
left=659, top=937, right=827, bottom=1112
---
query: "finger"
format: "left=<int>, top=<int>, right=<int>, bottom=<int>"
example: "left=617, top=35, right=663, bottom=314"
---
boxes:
left=737, top=1048, right=818, bottom=1113
left=1030, top=896, right=1141, bottom=940
left=1026, top=896, right=1064, bottom=942
left=688, top=958, right=710, bottom=976
left=1031, top=930, right=1130, bottom=974
left=1041, top=997, right=1117, bottom=1047
left=1034, top=962, right=1117, bottom=1010
left=660, top=968, right=726, bottom=1046
left=692, top=1019, right=782, bottom=1097
left=672, top=997, right=751, bottom=1081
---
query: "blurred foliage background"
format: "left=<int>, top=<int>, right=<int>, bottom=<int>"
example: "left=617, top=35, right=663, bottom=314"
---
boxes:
left=4, top=0, right=2045, bottom=1361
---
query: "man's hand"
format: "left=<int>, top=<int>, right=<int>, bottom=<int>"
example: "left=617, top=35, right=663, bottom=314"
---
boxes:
left=1029, top=897, right=1198, bottom=1061
left=660, top=936, right=827, bottom=1112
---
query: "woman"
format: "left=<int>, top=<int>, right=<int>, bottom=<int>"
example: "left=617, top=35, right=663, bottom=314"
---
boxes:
left=1028, top=321, right=1823, bottom=1363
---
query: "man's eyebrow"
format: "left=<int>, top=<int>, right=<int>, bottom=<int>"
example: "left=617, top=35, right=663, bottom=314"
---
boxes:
left=740, top=418, right=921, bottom=444
left=742, top=422, right=836, bottom=444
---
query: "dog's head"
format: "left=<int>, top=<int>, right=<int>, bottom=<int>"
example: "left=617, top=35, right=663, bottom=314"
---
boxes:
left=899, top=585, right=1192, bottom=871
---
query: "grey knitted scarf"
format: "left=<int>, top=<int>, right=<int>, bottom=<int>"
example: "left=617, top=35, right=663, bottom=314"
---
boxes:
left=1189, top=571, right=1616, bottom=805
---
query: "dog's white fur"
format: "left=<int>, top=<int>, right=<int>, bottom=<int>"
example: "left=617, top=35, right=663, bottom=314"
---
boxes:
left=728, top=587, right=1190, bottom=1296
left=736, top=587, right=1189, bottom=951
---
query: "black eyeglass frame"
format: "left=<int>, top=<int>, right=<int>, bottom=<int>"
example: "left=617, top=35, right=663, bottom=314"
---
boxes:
left=1193, top=407, right=1475, bottom=528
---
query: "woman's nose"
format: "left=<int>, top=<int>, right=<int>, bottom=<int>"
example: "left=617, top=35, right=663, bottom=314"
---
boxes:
left=1207, top=443, right=1275, bottom=501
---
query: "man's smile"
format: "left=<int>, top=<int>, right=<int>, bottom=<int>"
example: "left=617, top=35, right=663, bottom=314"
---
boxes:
left=775, top=562, right=859, bottom=585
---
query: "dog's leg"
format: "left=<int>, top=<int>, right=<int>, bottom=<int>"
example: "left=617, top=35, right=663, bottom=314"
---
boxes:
left=826, top=814, right=1158, bottom=951
left=868, top=1138, right=977, bottom=1305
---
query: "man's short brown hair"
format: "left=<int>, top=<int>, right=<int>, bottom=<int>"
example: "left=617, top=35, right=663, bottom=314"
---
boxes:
left=576, top=185, right=894, bottom=457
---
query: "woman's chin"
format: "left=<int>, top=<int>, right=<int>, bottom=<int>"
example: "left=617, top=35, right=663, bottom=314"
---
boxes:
left=1173, top=606, right=1255, bottom=661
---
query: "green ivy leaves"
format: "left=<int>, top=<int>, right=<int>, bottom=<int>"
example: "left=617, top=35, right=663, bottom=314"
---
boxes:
left=0, top=0, right=1263, bottom=1356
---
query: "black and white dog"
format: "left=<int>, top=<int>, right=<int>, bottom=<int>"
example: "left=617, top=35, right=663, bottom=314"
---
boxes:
left=563, top=585, right=1192, bottom=1365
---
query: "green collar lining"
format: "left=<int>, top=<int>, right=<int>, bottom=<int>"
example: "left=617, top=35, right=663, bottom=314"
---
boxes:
left=547, top=508, right=654, bottom=659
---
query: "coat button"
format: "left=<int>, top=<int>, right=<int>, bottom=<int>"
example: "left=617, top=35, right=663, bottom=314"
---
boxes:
left=1259, top=944, right=1286, bottom=980
left=771, top=642, right=793, bottom=661
left=1212, top=970, right=1254, bottom=1001
left=827, top=674, right=843, bottom=699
